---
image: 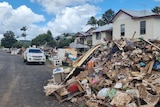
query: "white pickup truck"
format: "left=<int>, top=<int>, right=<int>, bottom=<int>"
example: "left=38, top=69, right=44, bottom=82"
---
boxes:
left=23, top=47, right=46, bottom=64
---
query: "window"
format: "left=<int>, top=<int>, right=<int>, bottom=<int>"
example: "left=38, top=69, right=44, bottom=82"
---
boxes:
left=120, top=24, right=125, bottom=36
left=29, top=49, right=42, bottom=53
left=140, top=21, right=146, bottom=35
left=96, top=32, right=101, bottom=40
left=80, top=38, right=84, bottom=44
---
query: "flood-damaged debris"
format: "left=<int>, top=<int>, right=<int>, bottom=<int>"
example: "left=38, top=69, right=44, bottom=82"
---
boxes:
left=44, top=37, right=160, bottom=107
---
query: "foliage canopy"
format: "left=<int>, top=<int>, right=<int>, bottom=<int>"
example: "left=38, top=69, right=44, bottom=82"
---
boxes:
left=1, top=31, right=17, bottom=48
left=31, top=30, right=56, bottom=47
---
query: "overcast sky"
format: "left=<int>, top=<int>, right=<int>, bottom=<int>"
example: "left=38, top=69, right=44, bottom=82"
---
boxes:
left=0, top=0, right=160, bottom=40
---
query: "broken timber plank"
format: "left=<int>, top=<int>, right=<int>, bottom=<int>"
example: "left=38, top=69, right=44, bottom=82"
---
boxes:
left=147, top=60, right=154, bottom=74
left=63, top=44, right=102, bottom=83
left=72, top=43, right=102, bottom=67
left=140, top=38, right=160, bottom=50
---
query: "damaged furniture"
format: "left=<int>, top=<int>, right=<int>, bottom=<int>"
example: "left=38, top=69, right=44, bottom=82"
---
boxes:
left=52, top=80, right=85, bottom=103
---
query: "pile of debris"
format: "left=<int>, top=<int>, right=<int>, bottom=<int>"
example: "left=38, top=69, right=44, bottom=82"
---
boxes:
left=44, top=38, right=160, bottom=107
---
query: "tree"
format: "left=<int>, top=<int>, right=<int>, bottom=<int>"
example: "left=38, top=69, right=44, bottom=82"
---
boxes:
left=12, top=42, right=23, bottom=48
left=1, top=31, right=17, bottom=48
left=57, top=38, right=74, bottom=48
left=97, top=19, right=106, bottom=26
left=20, top=26, right=27, bottom=40
left=47, top=30, right=52, bottom=36
left=102, top=9, right=115, bottom=24
left=152, top=6, right=160, bottom=14
left=86, top=9, right=115, bottom=27
left=31, top=30, right=56, bottom=47
left=87, top=16, right=97, bottom=27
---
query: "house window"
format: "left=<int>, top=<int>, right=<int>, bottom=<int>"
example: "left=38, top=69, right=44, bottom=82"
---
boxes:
left=96, top=32, right=101, bottom=40
left=120, top=24, right=125, bottom=36
left=140, top=21, right=146, bottom=35
left=80, top=38, right=84, bottom=44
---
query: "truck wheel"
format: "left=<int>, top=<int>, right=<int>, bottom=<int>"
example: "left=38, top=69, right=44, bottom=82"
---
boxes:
left=26, top=61, right=29, bottom=65
left=42, top=62, right=45, bottom=65
left=24, top=59, right=26, bottom=63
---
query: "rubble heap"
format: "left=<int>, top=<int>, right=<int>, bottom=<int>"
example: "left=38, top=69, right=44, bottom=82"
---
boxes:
left=44, top=38, right=160, bottom=107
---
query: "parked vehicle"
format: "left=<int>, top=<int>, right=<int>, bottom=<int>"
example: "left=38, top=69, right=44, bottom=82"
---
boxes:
left=23, top=47, right=46, bottom=64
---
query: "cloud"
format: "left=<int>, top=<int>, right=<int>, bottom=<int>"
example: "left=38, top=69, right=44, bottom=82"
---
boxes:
left=33, top=0, right=102, bottom=14
left=0, top=1, right=100, bottom=40
left=0, top=2, right=45, bottom=40
left=30, top=0, right=35, bottom=3
left=0, top=34, right=3, bottom=40
left=154, top=0, right=160, bottom=2
left=46, top=4, right=99, bottom=37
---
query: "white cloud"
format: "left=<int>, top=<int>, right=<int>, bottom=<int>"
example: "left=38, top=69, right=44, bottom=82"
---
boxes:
left=0, top=2, right=45, bottom=40
left=0, top=1, right=101, bottom=40
left=5, top=5, right=45, bottom=27
left=154, top=0, right=160, bottom=2
left=47, top=4, right=99, bottom=37
left=0, top=34, right=3, bottom=40
left=33, top=0, right=102, bottom=14
left=24, top=25, right=48, bottom=40
left=30, top=0, right=35, bottom=3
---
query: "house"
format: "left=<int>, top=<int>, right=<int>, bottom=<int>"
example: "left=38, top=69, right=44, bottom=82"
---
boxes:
left=55, top=33, right=76, bottom=40
left=74, top=28, right=95, bottom=46
left=92, top=24, right=112, bottom=46
left=112, top=9, right=160, bottom=40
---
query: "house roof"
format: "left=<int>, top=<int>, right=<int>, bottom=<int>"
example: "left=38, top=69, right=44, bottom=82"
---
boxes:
left=122, top=9, right=155, bottom=17
left=76, top=32, right=87, bottom=36
left=112, top=9, right=160, bottom=22
left=92, top=24, right=113, bottom=33
left=75, top=32, right=91, bottom=37
left=86, top=27, right=96, bottom=33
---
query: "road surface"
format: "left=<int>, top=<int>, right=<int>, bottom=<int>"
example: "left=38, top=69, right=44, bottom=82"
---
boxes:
left=0, top=49, right=75, bottom=107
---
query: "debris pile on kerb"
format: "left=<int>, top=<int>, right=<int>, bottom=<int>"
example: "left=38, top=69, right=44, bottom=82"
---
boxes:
left=44, top=38, right=160, bottom=107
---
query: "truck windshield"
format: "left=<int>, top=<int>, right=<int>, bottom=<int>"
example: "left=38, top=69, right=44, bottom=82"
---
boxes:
left=29, top=49, right=42, bottom=53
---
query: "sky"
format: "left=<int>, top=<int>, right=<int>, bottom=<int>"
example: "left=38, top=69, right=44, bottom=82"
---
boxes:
left=0, top=0, right=160, bottom=40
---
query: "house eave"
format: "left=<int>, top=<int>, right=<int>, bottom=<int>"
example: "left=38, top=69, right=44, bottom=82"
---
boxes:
left=132, top=14, right=160, bottom=19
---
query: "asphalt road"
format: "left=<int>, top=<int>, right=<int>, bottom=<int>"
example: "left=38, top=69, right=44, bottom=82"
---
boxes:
left=0, top=49, right=75, bottom=107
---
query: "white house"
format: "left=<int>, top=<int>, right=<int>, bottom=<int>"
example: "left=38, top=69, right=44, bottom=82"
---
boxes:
left=74, top=28, right=95, bottom=46
left=112, top=9, right=160, bottom=40
left=92, top=24, right=112, bottom=46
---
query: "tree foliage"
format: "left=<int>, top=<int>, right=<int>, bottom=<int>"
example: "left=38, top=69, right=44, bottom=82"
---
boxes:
left=31, top=30, right=56, bottom=47
left=97, top=19, right=106, bottom=26
left=86, top=9, right=115, bottom=26
left=87, top=16, right=97, bottom=27
left=12, top=42, right=23, bottom=48
left=152, top=6, right=160, bottom=14
left=1, top=31, right=17, bottom=48
left=102, top=9, right=115, bottom=24
left=57, top=38, right=74, bottom=48
left=20, top=26, right=27, bottom=40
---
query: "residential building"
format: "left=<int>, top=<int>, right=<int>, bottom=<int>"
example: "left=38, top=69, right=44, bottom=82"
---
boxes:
left=74, top=28, right=95, bottom=46
left=92, top=24, right=112, bottom=46
left=112, top=9, right=160, bottom=40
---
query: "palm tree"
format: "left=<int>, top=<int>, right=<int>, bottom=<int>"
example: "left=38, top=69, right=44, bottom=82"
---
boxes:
left=87, top=16, right=97, bottom=27
left=102, top=9, right=115, bottom=24
left=152, top=6, right=160, bottom=14
left=97, top=19, right=106, bottom=26
left=20, top=26, right=27, bottom=40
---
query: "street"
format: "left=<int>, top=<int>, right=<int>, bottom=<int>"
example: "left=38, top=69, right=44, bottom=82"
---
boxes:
left=0, top=49, right=75, bottom=107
